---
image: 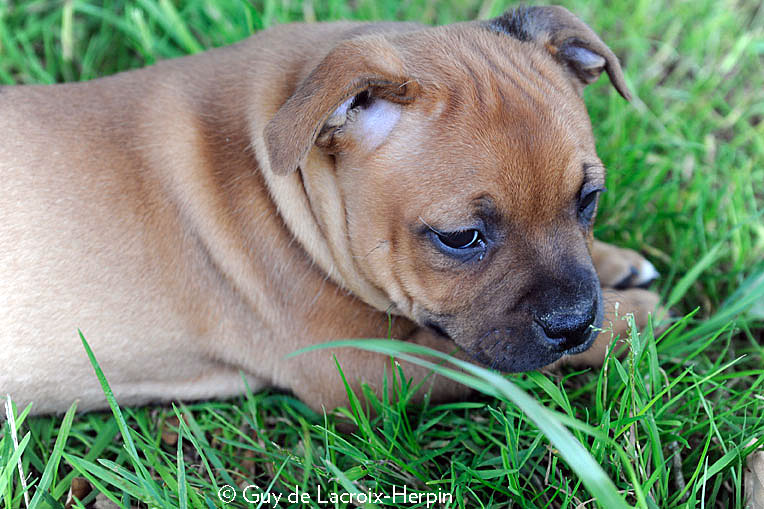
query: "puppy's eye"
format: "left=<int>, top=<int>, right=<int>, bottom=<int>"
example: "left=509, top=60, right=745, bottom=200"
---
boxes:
left=437, top=229, right=482, bottom=249
left=425, top=224, right=489, bottom=262
left=579, top=187, right=605, bottom=224
left=349, top=89, right=372, bottom=110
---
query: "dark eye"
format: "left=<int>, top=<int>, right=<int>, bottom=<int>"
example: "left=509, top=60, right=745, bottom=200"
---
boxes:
left=437, top=229, right=482, bottom=249
left=579, top=187, right=605, bottom=224
left=425, top=223, right=489, bottom=262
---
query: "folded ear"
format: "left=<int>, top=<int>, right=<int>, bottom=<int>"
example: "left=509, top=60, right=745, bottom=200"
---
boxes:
left=264, top=39, right=419, bottom=176
left=487, top=6, right=631, bottom=100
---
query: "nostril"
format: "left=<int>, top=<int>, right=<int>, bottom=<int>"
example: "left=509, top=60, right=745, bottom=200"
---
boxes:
left=535, top=305, right=596, bottom=350
left=535, top=313, right=594, bottom=339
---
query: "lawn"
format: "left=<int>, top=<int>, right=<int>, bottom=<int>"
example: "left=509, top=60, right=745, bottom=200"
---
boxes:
left=1, top=0, right=763, bottom=507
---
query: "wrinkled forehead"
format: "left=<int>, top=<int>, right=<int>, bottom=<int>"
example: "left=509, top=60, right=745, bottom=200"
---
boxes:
left=397, top=27, right=604, bottom=217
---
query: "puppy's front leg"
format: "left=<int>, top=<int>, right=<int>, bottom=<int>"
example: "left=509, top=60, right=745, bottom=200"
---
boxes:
left=287, top=329, right=472, bottom=413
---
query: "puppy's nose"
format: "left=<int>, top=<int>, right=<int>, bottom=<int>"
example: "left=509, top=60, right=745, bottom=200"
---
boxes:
left=535, top=304, right=597, bottom=351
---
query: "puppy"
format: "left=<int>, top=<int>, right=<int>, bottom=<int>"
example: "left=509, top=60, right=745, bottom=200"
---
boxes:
left=0, top=6, right=660, bottom=414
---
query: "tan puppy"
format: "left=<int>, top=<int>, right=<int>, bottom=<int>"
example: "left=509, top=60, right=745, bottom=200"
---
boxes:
left=0, top=6, right=660, bottom=414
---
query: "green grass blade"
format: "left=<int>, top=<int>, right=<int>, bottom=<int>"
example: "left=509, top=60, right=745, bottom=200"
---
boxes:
left=0, top=433, right=31, bottom=496
left=293, top=339, right=634, bottom=509
left=78, top=330, right=163, bottom=503
left=64, top=453, right=139, bottom=504
left=664, top=242, right=723, bottom=310
left=28, top=402, right=77, bottom=506
left=322, top=458, right=381, bottom=509
left=176, top=429, right=187, bottom=509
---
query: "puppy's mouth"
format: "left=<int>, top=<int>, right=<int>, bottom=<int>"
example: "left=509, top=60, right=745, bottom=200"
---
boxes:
left=465, top=324, right=599, bottom=372
left=424, top=319, right=452, bottom=340
left=420, top=297, right=603, bottom=372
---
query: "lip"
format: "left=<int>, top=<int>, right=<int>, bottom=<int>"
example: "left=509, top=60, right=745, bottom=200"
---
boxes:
left=424, top=319, right=451, bottom=340
left=420, top=291, right=604, bottom=371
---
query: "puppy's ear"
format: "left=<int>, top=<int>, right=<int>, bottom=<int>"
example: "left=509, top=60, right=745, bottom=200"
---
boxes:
left=487, top=6, right=631, bottom=100
left=264, top=39, right=418, bottom=176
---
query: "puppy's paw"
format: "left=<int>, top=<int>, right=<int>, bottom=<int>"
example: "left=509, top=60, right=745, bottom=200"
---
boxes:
left=601, top=287, right=665, bottom=341
left=592, top=240, right=659, bottom=289
left=554, top=288, right=662, bottom=369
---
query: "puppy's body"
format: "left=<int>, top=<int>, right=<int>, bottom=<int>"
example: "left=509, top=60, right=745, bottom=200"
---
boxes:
left=1, top=23, right=409, bottom=412
left=1, top=10, right=659, bottom=414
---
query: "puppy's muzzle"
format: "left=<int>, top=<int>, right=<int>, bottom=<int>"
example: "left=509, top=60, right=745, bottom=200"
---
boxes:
left=443, top=271, right=604, bottom=372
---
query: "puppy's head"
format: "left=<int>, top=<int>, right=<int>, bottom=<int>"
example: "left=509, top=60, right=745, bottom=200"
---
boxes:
left=264, top=6, right=631, bottom=370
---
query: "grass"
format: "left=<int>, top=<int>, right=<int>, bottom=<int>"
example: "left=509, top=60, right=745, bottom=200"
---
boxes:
left=1, top=0, right=762, bottom=507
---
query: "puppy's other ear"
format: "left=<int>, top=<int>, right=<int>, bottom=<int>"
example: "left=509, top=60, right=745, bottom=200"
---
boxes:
left=487, top=6, right=631, bottom=100
left=264, top=39, right=419, bottom=176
